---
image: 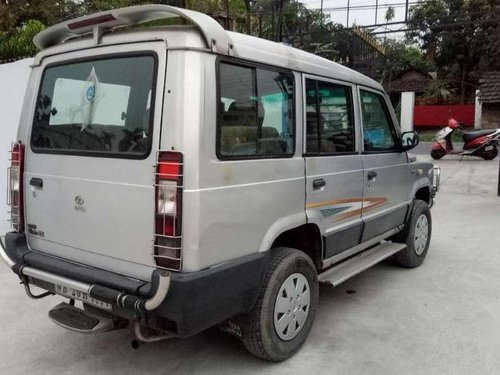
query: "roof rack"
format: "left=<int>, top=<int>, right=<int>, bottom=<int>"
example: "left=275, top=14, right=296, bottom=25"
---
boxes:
left=33, top=5, right=236, bottom=56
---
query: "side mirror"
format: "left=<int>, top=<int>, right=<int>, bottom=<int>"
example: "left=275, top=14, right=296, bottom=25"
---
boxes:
left=401, top=131, right=419, bottom=151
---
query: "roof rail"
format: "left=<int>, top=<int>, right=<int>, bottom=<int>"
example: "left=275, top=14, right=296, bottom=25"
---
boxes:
left=33, top=5, right=236, bottom=56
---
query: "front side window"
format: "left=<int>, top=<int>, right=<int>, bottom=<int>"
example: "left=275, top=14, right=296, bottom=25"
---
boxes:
left=31, top=54, right=156, bottom=158
left=360, top=90, right=398, bottom=152
left=305, top=79, right=355, bottom=154
left=218, top=62, right=294, bottom=158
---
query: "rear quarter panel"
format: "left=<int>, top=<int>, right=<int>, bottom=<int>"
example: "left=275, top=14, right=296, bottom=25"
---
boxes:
left=177, top=54, right=306, bottom=272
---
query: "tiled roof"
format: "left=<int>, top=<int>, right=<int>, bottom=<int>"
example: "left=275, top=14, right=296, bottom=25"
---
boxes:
left=479, top=72, right=500, bottom=103
left=384, top=69, right=430, bottom=93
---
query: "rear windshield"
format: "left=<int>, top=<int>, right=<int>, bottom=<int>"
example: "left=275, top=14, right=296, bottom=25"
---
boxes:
left=31, top=54, right=157, bottom=158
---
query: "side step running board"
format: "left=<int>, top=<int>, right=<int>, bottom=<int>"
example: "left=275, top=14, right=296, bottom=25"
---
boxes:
left=318, top=242, right=406, bottom=287
left=49, top=302, right=117, bottom=334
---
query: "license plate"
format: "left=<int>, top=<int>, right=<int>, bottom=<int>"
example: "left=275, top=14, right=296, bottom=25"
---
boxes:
left=54, top=284, right=113, bottom=311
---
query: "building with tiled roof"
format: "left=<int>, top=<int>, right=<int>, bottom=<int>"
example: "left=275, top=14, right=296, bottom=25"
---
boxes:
left=479, top=72, right=500, bottom=129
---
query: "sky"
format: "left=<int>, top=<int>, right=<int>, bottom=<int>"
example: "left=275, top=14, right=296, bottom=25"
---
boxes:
left=301, top=0, right=418, bottom=39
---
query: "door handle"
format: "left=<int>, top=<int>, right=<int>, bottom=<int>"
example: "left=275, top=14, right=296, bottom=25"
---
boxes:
left=313, top=178, right=326, bottom=189
left=30, top=177, right=43, bottom=188
left=367, top=171, right=377, bottom=181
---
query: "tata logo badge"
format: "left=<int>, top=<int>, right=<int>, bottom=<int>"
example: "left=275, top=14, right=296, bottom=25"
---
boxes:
left=74, top=196, right=86, bottom=213
left=86, top=85, right=96, bottom=103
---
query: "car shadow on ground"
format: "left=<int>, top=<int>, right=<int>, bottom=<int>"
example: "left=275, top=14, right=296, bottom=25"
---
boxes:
left=40, top=261, right=405, bottom=374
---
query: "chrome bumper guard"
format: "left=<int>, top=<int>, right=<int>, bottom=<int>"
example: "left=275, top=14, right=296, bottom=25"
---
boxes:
left=0, top=236, right=15, bottom=269
left=0, top=236, right=171, bottom=312
left=429, top=166, right=441, bottom=208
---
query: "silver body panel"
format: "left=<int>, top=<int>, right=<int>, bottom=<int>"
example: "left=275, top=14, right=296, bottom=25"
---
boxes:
left=12, top=11, right=434, bottom=282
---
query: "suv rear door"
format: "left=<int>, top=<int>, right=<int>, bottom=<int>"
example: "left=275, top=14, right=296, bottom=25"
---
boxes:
left=303, top=76, right=364, bottom=264
left=24, top=43, right=166, bottom=281
left=358, top=87, right=411, bottom=242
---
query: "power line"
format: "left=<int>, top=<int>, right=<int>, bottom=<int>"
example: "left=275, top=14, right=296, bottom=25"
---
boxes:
left=368, top=16, right=499, bottom=34
left=317, top=2, right=427, bottom=12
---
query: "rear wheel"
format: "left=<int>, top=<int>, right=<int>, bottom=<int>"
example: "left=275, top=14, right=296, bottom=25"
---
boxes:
left=392, top=200, right=432, bottom=268
left=478, top=145, right=498, bottom=160
left=431, top=148, right=446, bottom=160
left=238, top=247, right=318, bottom=362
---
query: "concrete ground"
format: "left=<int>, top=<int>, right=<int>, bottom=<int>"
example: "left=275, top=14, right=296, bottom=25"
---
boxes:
left=1, top=154, right=500, bottom=375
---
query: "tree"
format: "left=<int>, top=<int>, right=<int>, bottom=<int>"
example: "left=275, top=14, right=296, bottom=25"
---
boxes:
left=406, top=0, right=500, bottom=103
left=385, top=6, right=395, bottom=24
left=0, top=0, right=83, bottom=60
left=0, top=19, right=45, bottom=60
left=0, top=0, right=356, bottom=65
left=0, top=0, right=80, bottom=29
left=377, top=40, right=434, bottom=84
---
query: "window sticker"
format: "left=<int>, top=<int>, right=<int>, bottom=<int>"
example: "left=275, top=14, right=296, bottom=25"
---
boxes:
left=81, top=67, right=99, bottom=130
left=364, top=129, right=385, bottom=145
left=49, top=68, right=131, bottom=129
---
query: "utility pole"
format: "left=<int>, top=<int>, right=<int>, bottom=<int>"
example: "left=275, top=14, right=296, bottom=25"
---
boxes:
left=244, top=0, right=252, bottom=34
left=224, top=0, right=230, bottom=30
left=346, top=0, right=350, bottom=27
left=320, top=0, right=324, bottom=23
left=375, top=0, right=378, bottom=24
left=276, top=0, right=285, bottom=42
left=271, top=1, right=275, bottom=41
left=405, top=0, right=409, bottom=21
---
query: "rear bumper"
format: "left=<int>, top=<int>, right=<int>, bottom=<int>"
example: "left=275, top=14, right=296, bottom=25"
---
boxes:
left=1, top=233, right=268, bottom=338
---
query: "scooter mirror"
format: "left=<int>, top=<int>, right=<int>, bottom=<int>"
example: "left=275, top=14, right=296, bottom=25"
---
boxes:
left=401, top=131, right=419, bottom=151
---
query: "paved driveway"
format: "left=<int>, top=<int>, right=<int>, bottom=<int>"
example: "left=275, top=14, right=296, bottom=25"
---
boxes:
left=1, top=156, right=500, bottom=375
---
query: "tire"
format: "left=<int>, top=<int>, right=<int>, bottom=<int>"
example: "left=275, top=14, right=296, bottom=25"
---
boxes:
left=238, top=247, right=319, bottom=362
left=430, top=148, right=446, bottom=160
left=391, top=200, right=432, bottom=268
left=479, top=145, right=498, bottom=160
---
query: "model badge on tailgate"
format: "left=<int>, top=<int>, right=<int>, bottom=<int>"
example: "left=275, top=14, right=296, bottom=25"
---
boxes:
left=27, top=224, right=45, bottom=238
left=74, top=196, right=86, bottom=213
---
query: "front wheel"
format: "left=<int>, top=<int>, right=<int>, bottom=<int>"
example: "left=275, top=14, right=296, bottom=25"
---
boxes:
left=392, top=200, right=432, bottom=268
left=479, top=145, right=498, bottom=160
left=431, top=148, right=446, bottom=160
left=238, top=248, right=319, bottom=362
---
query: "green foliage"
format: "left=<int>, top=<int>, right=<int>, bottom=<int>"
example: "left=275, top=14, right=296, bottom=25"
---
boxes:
left=385, top=6, right=395, bottom=23
left=0, top=0, right=81, bottom=30
left=424, top=72, right=454, bottom=100
left=0, top=0, right=374, bottom=72
left=248, top=0, right=351, bottom=62
left=0, top=19, right=45, bottom=60
left=377, top=40, right=434, bottom=84
left=406, top=0, right=500, bottom=102
left=0, top=0, right=82, bottom=60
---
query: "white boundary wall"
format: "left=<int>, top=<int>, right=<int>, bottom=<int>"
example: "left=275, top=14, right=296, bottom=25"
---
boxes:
left=400, top=91, right=415, bottom=132
left=0, top=59, right=33, bottom=236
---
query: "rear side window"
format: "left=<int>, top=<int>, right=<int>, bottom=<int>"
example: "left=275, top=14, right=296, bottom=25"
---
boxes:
left=360, top=90, right=398, bottom=152
left=217, top=61, right=295, bottom=159
left=31, top=54, right=157, bottom=159
left=305, top=79, right=355, bottom=154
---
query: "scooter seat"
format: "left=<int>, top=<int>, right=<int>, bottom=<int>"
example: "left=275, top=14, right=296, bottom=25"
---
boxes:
left=462, top=129, right=496, bottom=142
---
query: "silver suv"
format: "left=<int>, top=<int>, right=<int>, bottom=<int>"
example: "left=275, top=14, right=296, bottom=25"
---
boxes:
left=1, top=5, right=440, bottom=361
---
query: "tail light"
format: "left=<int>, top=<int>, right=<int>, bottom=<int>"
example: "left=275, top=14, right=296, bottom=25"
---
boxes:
left=154, top=151, right=183, bottom=271
left=7, top=142, right=25, bottom=232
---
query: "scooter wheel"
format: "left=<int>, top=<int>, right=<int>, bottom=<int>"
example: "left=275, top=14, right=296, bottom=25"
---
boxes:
left=479, top=146, right=498, bottom=160
left=431, top=149, right=446, bottom=160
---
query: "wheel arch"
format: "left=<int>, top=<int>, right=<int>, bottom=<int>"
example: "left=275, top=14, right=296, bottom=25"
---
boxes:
left=268, top=223, right=323, bottom=270
left=410, top=179, right=431, bottom=205
left=414, top=185, right=431, bottom=204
